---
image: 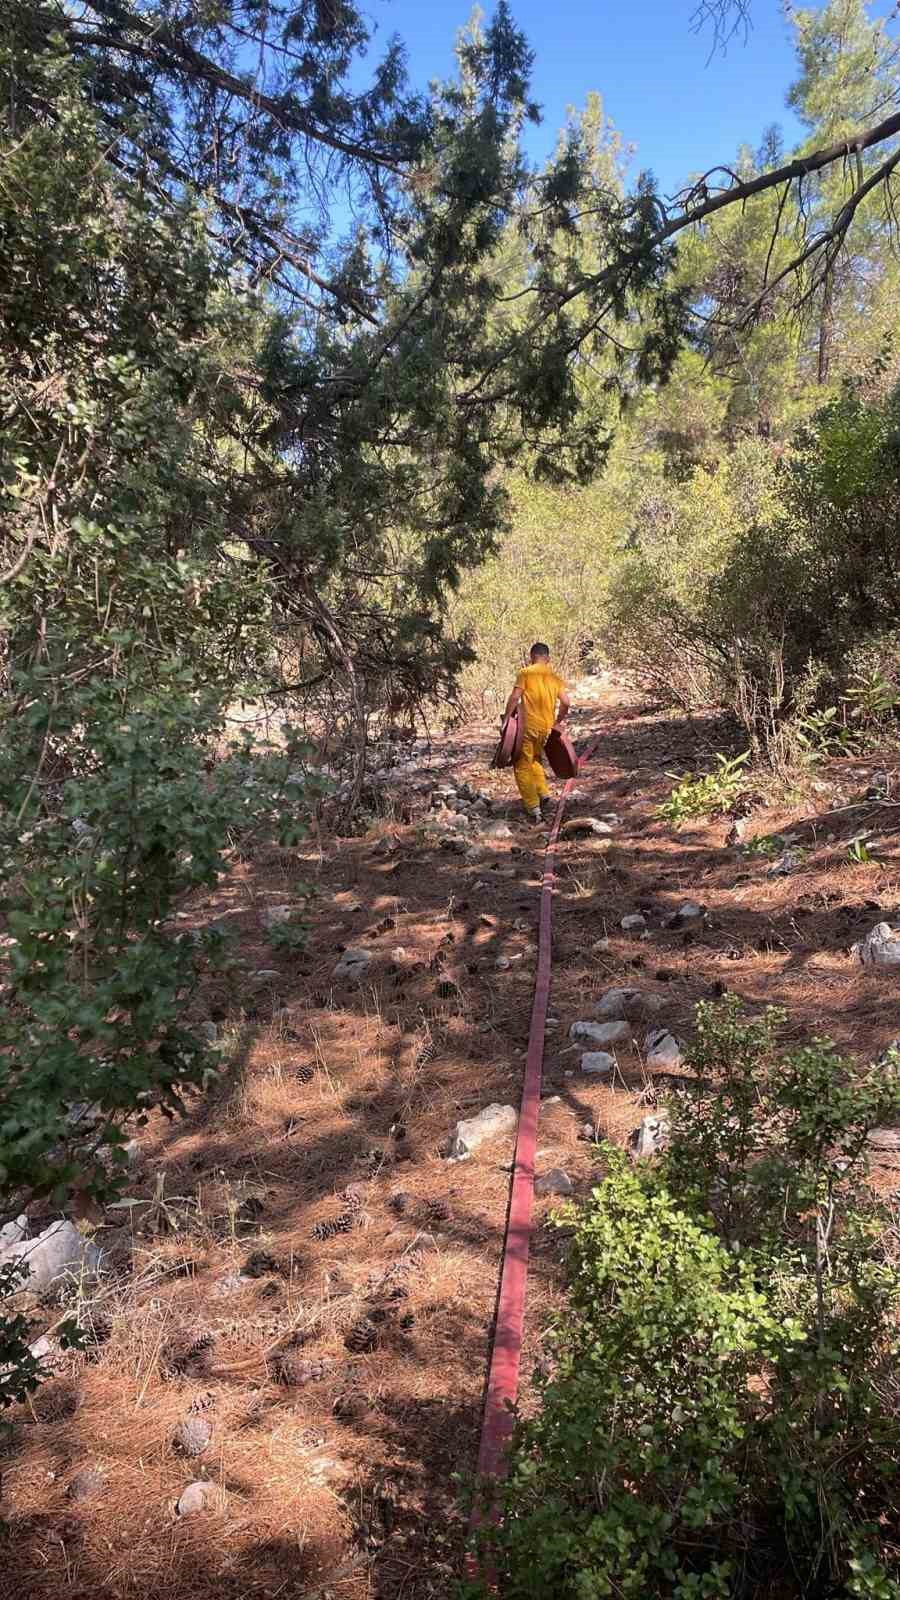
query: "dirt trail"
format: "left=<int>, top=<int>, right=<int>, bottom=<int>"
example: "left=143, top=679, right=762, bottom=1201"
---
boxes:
left=5, top=686, right=900, bottom=1600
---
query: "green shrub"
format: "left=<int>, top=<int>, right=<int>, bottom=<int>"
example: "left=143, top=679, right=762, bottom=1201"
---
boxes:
left=657, top=752, right=750, bottom=825
left=0, top=683, right=324, bottom=1220
left=468, top=1000, right=900, bottom=1598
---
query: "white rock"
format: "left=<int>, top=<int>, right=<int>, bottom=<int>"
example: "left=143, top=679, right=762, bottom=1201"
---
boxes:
left=176, top=1480, right=217, bottom=1517
left=630, top=1114, right=670, bottom=1159
left=595, top=987, right=663, bottom=1022
left=0, top=1216, right=28, bottom=1253
left=534, top=1168, right=574, bottom=1196
left=664, top=901, right=705, bottom=928
left=484, top=822, right=513, bottom=841
left=0, top=1220, right=101, bottom=1293
left=561, top=817, right=613, bottom=838
left=620, top=913, right=647, bottom=934
left=856, top=923, right=900, bottom=969
left=570, top=1020, right=632, bottom=1048
left=66, top=1101, right=102, bottom=1130
left=253, top=968, right=280, bottom=981
left=261, top=904, right=294, bottom=929
left=449, top=1103, right=517, bottom=1159
left=332, top=948, right=372, bottom=981
left=645, top=1029, right=683, bottom=1069
left=580, top=1051, right=615, bottom=1075
left=495, top=955, right=511, bottom=970
left=390, top=946, right=408, bottom=962
left=29, top=1333, right=64, bottom=1369
left=591, top=937, right=611, bottom=954
left=768, top=849, right=802, bottom=878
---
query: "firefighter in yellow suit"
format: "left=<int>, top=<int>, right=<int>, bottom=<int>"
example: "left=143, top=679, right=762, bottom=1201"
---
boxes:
left=502, top=642, right=571, bottom=822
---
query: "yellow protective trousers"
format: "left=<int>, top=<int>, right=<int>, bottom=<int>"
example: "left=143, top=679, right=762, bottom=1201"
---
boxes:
left=513, top=727, right=551, bottom=812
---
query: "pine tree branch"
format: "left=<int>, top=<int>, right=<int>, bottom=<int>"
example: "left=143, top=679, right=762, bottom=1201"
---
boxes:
left=56, top=0, right=413, bottom=173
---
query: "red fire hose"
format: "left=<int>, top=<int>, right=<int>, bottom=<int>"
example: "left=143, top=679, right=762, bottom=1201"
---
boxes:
left=467, top=732, right=600, bottom=1575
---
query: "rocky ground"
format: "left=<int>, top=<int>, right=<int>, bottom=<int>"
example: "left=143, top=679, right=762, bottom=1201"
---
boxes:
left=4, top=679, right=900, bottom=1600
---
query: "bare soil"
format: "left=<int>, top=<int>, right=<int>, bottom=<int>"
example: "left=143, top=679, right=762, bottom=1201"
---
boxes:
left=5, top=685, right=900, bottom=1600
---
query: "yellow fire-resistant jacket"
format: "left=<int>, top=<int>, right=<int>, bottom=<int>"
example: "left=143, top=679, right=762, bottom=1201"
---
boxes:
left=515, top=662, right=567, bottom=734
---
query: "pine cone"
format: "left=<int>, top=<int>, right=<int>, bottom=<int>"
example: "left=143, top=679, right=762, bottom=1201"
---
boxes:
left=243, top=1249, right=279, bottom=1278
left=33, top=1380, right=81, bottom=1423
left=187, top=1390, right=217, bottom=1414
left=172, top=1415, right=213, bottom=1457
left=161, top=1332, right=215, bottom=1379
left=271, top=1353, right=328, bottom=1387
left=296, top=1062, right=316, bottom=1084
left=389, top=1191, right=409, bottom=1215
left=425, top=1198, right=451, bottom=1223
left=344, top=1316, right=380, bottom=1354
left=332, top=1390, right=368, bottom=1423
left=312, top=1210, right=355, bottom=1241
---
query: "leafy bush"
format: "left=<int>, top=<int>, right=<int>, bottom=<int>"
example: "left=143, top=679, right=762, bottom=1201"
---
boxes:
left=0, top=684, right=323, bottom=1219
left=469, top=999, right=900, bottom=1598
left=657, top=751, right=750, bottom=825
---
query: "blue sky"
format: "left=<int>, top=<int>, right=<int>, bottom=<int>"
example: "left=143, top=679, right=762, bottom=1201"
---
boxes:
left=364, top=0, right=806, bottom=196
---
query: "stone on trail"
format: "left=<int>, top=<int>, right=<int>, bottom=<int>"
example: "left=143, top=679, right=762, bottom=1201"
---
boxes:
left=580, top=1051, right=615, bottom=1076
left=865, top=1127, right=900, bottom=1155
left=768, top=848, right=803, bottom=878
left=570, top=1019, right=631, bottom=1048
left=663, top=901, right=705, bottom=929
left=332, top=948, right=372, bottom=981
left=449, top=1103, right=517, bottom=1160
left=484, top=821, right=513, bottom=841
left=0, top=1220, right=101, bottom=1294
left=176, top=1480, right=219, bottom=1517
left=855, top=923, right=900, bottom=970
left=645, top=1028, right=683, bottom=1069
left=261, top=904, right=294, bottom=929
left=591, top=937, right=611, bottom=954
left=620, top=913, right=647, bottom=935
left=630, top=1114, right=670, bottom=1159
left=535, top=1168, right=574, bottom=1197
left=560, top=816, right=613, bottom=838
left=595, top=987, right=664, bottom=1022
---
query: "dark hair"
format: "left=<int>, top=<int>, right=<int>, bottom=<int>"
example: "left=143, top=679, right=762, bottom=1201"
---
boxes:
left=530, top=642, right=550, bottom=660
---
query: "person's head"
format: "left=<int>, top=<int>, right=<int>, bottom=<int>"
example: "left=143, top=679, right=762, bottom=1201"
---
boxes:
left=529, top=642, right=550, bottom=663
